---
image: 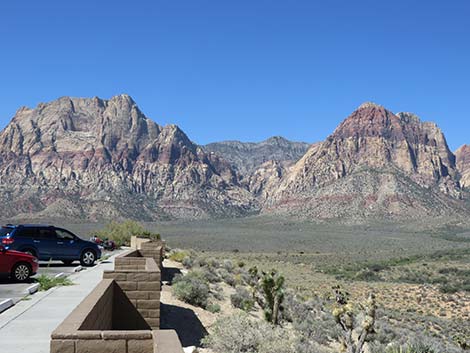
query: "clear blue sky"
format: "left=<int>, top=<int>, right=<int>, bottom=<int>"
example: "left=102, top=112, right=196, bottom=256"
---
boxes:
left=0, top=1, right=469, bottom=150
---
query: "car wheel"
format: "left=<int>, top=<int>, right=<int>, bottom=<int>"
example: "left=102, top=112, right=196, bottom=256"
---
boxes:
left=62, top=260, right=74, bottom=266
left=22, top=249, right=36, bottom=257
left=12, top=263, right=32, bottom=282
left=80, top=249, right=96, bottom=267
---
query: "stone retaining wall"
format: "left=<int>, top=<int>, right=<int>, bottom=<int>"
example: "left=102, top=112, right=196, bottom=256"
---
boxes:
left=130, top=236, right=165, bottom=268
left=50, top=279, right=183, bottom=353
left=103, top=250, right=161, bottom=328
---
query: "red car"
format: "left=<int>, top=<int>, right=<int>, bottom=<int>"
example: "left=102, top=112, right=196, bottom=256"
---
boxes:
left=0, top=244, right=39, bottom=282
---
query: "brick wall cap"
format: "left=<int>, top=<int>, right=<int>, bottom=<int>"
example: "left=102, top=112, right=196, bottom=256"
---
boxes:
left=102, top=331, right=153, bottom=340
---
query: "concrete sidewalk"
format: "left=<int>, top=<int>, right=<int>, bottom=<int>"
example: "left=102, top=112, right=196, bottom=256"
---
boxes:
left=0, top=257, right=118, bottom=353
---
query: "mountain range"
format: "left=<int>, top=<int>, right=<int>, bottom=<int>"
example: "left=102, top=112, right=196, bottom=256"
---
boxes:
left=0, top=95, right=469, bottom=222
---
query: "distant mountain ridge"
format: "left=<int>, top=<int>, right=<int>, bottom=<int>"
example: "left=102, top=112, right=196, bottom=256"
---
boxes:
left=0, top=96, right=469, bottom=222
left=204, top=137, right=310, bottom=175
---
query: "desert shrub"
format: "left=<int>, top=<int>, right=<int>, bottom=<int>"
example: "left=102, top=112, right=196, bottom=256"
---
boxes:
left=182, top=256, right=194, bottom=269
left=231, top=286, right=255, bottom=312
left=282, top=291, right=339, bottom=345
left=370, top=332, right=465, bottom=353
left=169, top=249, right=189, bottom=262
left=238, top=269, right=253, bottom=286
left=202, top=313, right=293, bottom=353
left=206, top=258, right=220, bottom=268
left=172, top=271, right=210, bottom=308
left=223, top=259, right=235, bottom=273
left=354, top=268, right=383, bottom=281
left=206, top=303, right=221, bottom=313
left=218, top=268, right=236, bottom=286
left=137, top=230, right=161, bottom=241
left=201, top=266, right=221, bottom=283
left=92, top=220, right=147, bottom=246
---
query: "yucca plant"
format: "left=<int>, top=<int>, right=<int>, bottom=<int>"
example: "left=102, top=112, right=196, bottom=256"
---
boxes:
left=261, top=270, right=285, bottom=325
left=332, top=286, right=377, bottom=353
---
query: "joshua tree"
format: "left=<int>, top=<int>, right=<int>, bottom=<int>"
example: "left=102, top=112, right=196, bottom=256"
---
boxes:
left=332, top=286, right=377, bottom=353
left=261, top=270, right=285, bottom=325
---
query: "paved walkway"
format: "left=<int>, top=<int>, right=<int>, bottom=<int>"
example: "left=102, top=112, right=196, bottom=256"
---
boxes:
left=0, top=256, right=118, bottom=353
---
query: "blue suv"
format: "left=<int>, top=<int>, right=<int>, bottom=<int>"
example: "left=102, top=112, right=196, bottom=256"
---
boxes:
left=0, top=224, right=101, bottom=266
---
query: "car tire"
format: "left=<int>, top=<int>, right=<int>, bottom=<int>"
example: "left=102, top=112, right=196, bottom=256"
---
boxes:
left=62, top=260, right=74, bottom=266
left=80, top=249, right=96, bottom=267
left=22, top=248, right=36, bottom=257
left=11, top=263, right=32, bottom=282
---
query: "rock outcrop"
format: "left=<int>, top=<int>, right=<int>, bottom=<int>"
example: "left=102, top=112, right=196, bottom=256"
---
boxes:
left=0, top=97, right=468, bottom=222
left=456, top=144, right=470, bottom=189
left=263, top=103, right=465, bottom=220
left=0, top=95, right=257, bottom=220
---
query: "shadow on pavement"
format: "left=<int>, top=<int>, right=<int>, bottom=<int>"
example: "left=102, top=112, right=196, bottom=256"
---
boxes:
left=0, top=277, right=35, bottom=284
left=160, top=303, right=207, bottom=347
left=39, top=263, right=76, bottom=268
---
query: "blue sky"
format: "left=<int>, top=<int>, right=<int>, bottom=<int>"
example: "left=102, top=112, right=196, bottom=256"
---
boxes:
left=0, top=1, right=469, bottom=150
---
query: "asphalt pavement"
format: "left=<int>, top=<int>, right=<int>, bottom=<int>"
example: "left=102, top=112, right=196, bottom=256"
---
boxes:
left=0, top=251, right=114, bottom=303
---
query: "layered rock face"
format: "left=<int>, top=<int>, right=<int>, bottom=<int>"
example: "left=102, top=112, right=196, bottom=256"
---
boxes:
left=204, top=137, right=310, bottom=176
left=0, top=95, right=256, bottom=220
left=0, top=97, right=467, bottom=222
left=263, top=103, right=464, bottom=220
left=456, top=144, right=470, bottom=189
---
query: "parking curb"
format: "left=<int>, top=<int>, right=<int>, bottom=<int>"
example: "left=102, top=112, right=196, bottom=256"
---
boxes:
left=26, top=283, right=40, bottom=295
left=0, top=299, right=14, bottom=313
left=54, top=272, right=66, bottom=279
left=73, top=265, right=83, bottom=272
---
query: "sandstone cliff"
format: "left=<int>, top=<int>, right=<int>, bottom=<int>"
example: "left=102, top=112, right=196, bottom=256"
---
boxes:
left=0, top=95, right=257, bottom=220
left=456, top=144, right=470, bottom=189
left=262, top=103, right=465, bottom=220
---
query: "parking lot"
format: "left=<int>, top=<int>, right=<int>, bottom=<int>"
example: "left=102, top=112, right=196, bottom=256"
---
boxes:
left=0, top=252, right=113, bottom=303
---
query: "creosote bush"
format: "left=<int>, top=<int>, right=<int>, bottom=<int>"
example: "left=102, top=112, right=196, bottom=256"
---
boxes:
left=172, top=271, right=210, bottom=308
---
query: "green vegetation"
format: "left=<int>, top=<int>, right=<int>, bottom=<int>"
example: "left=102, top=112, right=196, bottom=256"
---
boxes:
left=91, top=220, right=160, bottom=246
left=172, top=271, right=210, bottom=308
left=332, top=286, right=377, bottom=353
left=36, top=275, right=73, bottom=291
left=230, top=286, right=255, bottom=312
left=168, top=249, right=190, bottom=263
left=206, top=302, right=221, bottom=313
left=260, top=270, right=285, bottom=325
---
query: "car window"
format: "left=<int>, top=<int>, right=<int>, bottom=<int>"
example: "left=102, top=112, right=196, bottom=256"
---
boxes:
left=37, top=228, right=56, bottom=240
left=56, top=229, right=75, bottom=241
left=14, top=228, right=37, bottom=238
left=0, top=227, right=13, bottom=237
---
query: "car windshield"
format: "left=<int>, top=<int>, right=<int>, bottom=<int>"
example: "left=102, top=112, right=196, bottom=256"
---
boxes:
left=0, top=227, right=13, bottom=237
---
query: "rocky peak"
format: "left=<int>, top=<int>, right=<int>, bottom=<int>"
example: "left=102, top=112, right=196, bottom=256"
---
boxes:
left=264, top=103, right=462, bottom=220
left=332, top=103, right=404, bottom=140
left=0, top=95, right=255, bottom=220
left=456, top=144, right=470, bottom=188
left=357, top=101, right=384, bottom=110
